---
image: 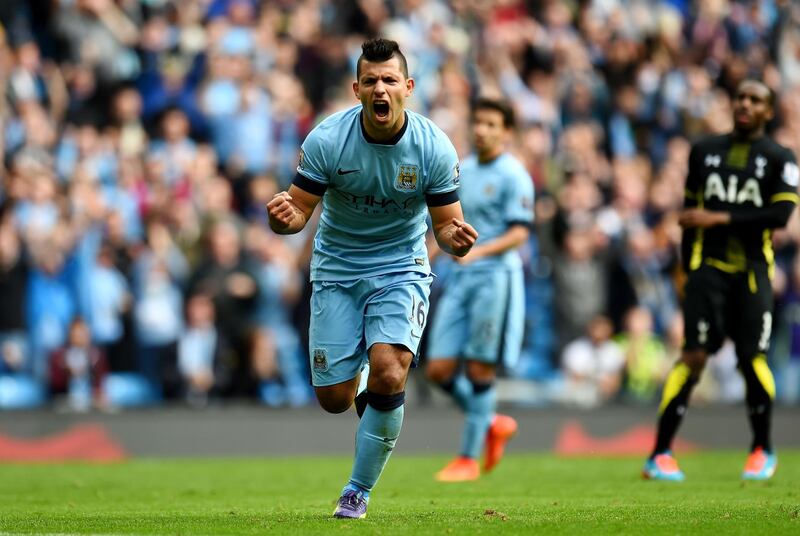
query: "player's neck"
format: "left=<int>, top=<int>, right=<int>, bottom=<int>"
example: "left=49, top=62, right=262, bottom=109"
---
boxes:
left=732, top=126, right=765, bottom=142
left=477, top=147, right=503, bottom=164
left=361, top=111, right=408, bottom=145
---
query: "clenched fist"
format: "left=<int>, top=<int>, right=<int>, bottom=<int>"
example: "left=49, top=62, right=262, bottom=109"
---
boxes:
left=267, top=192, right=297, bottom=232
left=449, top=218, right=479, bottom=257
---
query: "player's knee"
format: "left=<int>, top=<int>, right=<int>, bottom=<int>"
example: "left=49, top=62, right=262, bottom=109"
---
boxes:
left=426, top=360, right=455, bottom=384
left=317, top=397, right=352, bottom=414
left=465, top=360, right=495, bottom=383
left=681, top=350, right=708, bottom=376
left=368, top=365, right=407, bottom=393
left=315, top=388, right=354, bottom=414
left=425, top=366, right=447, bottom=384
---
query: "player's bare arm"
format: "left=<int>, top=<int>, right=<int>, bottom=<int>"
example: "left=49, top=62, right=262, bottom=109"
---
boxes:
left=678, top=208, right=730, bottom=229
left=428, top=202, right=478, bottom=257
left=425, top=231, right=443, bottom=263
left=457, top=223, right=529, bottom=265
left=267, top=184, right=321, bottom=235
left=679, top=199, right=797, bottom=230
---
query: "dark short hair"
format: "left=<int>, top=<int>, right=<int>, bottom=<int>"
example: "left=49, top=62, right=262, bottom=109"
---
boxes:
left=473, top=97, right=516, bottom=129
left=357, top=38, right=408, bottom=79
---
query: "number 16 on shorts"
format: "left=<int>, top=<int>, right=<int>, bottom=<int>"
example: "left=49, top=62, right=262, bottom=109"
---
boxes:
left=410, top=294, right=426, bottom=333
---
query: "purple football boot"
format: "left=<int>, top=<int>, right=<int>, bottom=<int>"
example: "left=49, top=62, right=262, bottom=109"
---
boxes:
left=332, top=490, right=368, bottom=519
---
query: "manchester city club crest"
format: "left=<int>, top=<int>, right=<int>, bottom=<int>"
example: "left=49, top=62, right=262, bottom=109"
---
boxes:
left=395, top=164, right=419, bottom=191
left=312, top=348, right=328, bottom=372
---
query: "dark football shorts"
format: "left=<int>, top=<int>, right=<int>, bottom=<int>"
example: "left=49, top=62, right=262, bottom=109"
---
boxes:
left=682, top=263, right=773, bottom=359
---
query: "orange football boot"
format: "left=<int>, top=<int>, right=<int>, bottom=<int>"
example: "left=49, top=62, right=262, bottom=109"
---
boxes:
left=483, top=414, right=518, bottom=472
left=435, top=456, right=480, bottom=482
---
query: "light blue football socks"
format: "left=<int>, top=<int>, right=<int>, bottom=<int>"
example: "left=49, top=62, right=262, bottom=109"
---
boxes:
left=459, top=381, right=496, bottom=459
left=345, top=391, right=405, bottom=498
left=439, top=374, right=472, bottom=411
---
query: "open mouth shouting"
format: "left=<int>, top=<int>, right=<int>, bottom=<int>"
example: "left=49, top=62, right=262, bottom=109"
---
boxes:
left=373, top=100, right=390, bottom=122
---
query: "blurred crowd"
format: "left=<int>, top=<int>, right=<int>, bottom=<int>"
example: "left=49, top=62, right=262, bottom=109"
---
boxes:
left=2, top=0, right=800, bottom=411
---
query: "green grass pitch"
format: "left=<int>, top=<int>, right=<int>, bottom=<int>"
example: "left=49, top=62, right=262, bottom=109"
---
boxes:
left=1, top=451, right=798, bottom=535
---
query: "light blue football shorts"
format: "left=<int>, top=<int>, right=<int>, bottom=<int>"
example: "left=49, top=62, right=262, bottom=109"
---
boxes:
left=308, top=271, right=433, bottom=387
left=427, top=266, right=525, bottom=367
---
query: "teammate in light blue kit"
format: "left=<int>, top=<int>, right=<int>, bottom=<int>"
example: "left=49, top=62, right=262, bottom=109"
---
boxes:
left=426, top=98, right=534, bottom=482
left=267, top=38, right=478, bottom=519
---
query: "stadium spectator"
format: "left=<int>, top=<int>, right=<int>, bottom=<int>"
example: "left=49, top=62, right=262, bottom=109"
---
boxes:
left=109, top=84, right=147, bottom=158
left=551, top=220, right=608, bottom=353
left=608, top=223, right=679, bottom=334
left=177, top=292, right=233, bottom=407
left=246, top=223, right=310, bottom=407
left=55, top=111, right=117, bottom=185
left=615, top=306, right=670, bottom=404
left=7, top=39, right=60, bottom=111
left=133, top=218, right=187, bottom=396
left=148, top=106, right=197, bottom=187
left=85, top=243, right=131, bottom=360
left=54, top=0, right=141, bottom=87
left=561, top=315, right=625, bottom=407
left=0, top=220, right=29, bottom=376
left=26, top=240, right=76, bottom=381
left=49, top=317, right=108, bottom=411
left=775, top=253, right=800, bottom=404
left=13, top=170, right=60, bottom=241
left=188, top=218, right=259, bottom=396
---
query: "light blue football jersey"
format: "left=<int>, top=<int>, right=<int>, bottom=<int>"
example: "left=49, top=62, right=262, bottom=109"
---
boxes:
left=455, top=152, right=534, bottom=271
left=297, top=105, right=460, bottom=281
